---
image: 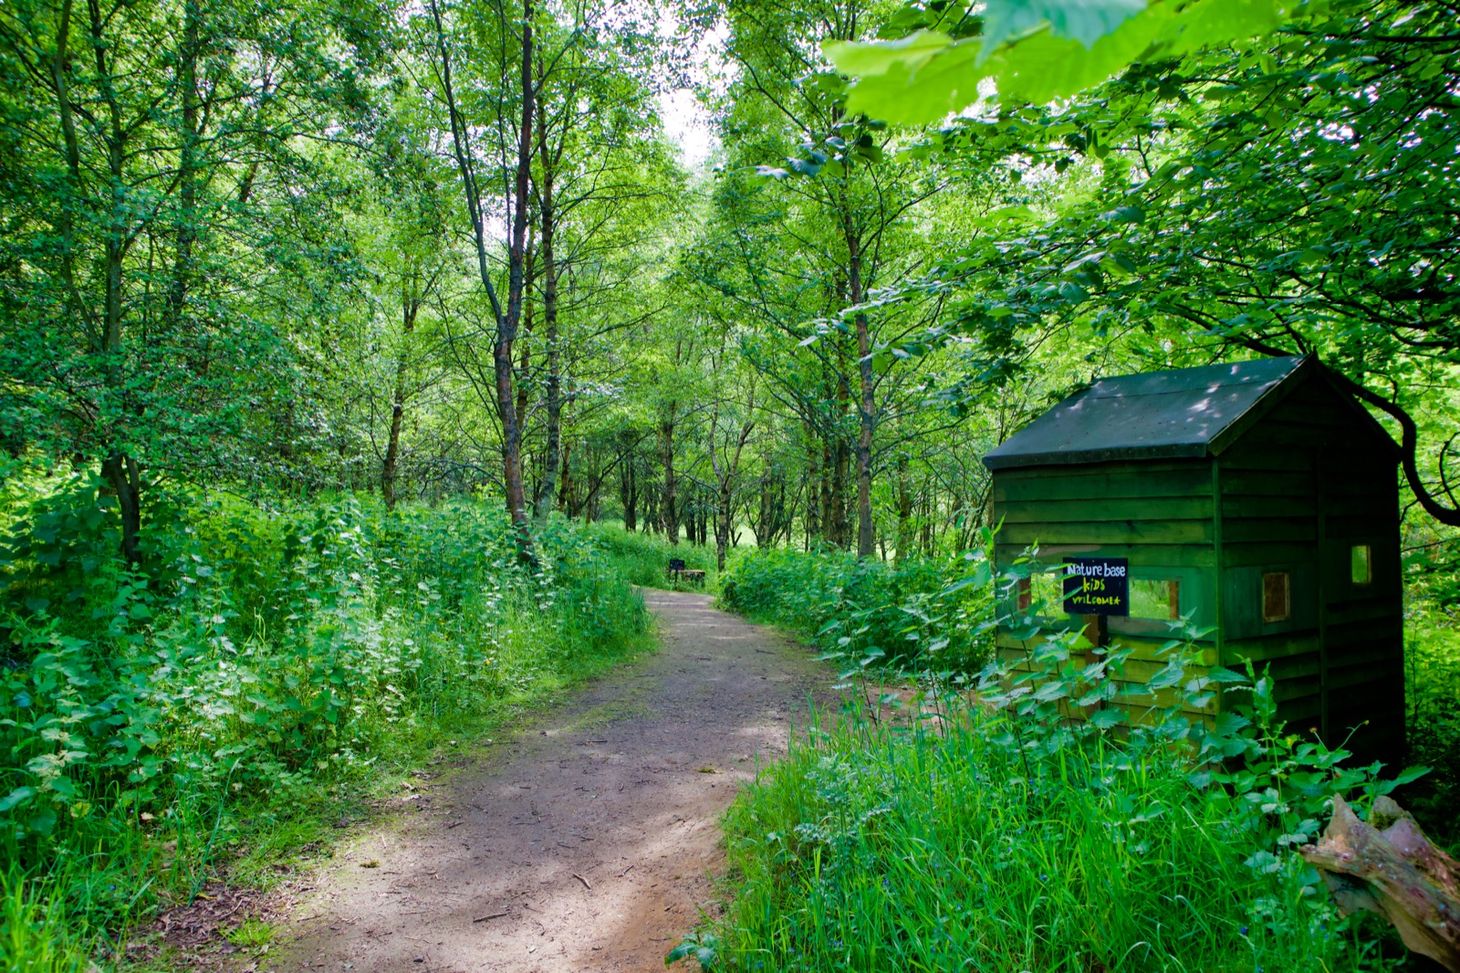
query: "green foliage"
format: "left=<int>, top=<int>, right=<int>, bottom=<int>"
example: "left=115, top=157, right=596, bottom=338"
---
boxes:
left=709, top=709, right=1393, bottom=971
left=824, top=0, right=1289, bottom=124
left=0, top=468, right=648, bottom=957
left=719, top=536, right=1000, bottom=675
left=0, top=870, right=89, bottom=973
left=704, top=556, right=1417, bottom=972
left=1404, top=603, right=1460, bottom=843
left=586, top=524, right=717, bottom=590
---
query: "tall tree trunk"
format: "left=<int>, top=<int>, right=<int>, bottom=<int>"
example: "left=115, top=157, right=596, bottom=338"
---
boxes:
left=921, top=488, right=934, bottom=555
left=846, top=225, right=876, bottom=558
left=169, top=0, right=200, bottom=328
left=757, top=470, right=774, bottom=550
left=559, top=439, right=573, bottom=514
left=660, top=410, right=678, bottom=545
left=821, top=440, right=832, bottom=544
left=497, top=0, right=534, bottom=537
left=804, top=428, right=820, bottom=545
left=582, top=446, right=599, bottom=524
left=716, top=481, right=734, bottom=570
left=382, top=291, right=418, bottom=509
left=894, top=455, right=914, bottom=563
left=832, top=433, right=851, bottom=548
left=535, top=130, right=562, bottom=522
left=88, top=0, right=141, bottom=563
left=516, top=244, right=533, bottom=439
left=621, top=451, right=637, bottom=531
left=51, top=0, right=130, bottom=557
left=430, top=0, right=534, bottom=547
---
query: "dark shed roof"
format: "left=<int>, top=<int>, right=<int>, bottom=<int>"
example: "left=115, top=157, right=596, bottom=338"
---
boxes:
left=983, top=356, right=1396, bottom=471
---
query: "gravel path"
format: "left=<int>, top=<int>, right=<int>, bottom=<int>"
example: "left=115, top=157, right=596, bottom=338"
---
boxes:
left=268, top=590, right=834, bottom=972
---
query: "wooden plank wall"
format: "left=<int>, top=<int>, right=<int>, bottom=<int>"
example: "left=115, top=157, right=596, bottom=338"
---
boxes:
left=993, top=460, right=1220, bottom=726
left=990, top=371, right=1405, bottom=758
left=1215, top=430, right=1325, bottom=732
left=1216, top=375, right=1405, bottom=759
left=1319, top=444, right=1405, bottom=760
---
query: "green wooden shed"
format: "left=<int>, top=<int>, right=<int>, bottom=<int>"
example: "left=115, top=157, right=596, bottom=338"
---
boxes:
left=983, top=356, right=1405, bottom=759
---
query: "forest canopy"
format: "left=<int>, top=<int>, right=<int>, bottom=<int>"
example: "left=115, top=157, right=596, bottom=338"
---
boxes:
left=4, top=0, right=1457, bottom=568
left=4, top=0, right=1460, bottom=968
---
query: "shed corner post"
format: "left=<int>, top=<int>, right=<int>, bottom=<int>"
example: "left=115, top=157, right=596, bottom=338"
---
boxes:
left=1211, top=461, right=1227, bottom=708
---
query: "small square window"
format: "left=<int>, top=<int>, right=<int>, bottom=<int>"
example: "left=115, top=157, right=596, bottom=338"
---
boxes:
left=1131, top=579, right=1181, bottom=620
left=1262, top=572, right=1291, bottom=623
left=1351, top=545, right=1372, bottom=586
left=1017, top=573, right=1064, bottom=613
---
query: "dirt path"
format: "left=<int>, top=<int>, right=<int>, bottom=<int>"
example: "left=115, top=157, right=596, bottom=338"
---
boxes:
left=268, top=590, right=834, bottom=972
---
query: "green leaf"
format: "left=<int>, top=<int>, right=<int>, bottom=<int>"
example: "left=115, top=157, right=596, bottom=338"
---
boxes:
left=823, top=30, right=952, bottom=76
left=1102, top=205, right=1145, bottom=223
left=981, top=0, right=1147, bottom=56
left=0, top=786, right=37, bottom=813
left=1211, top=710, right=1251, bottom=736
left=1390, top=765, right=1430, bottom=787
left=1164, top=0, right=1284, bottom=56
left=839, top=36, right=985, bottom=126
left=827, top=0, right=1290, bottom=125
left=1147, top=659, right=1186, bottom=690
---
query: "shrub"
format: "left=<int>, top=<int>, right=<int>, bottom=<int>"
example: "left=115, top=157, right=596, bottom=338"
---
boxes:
left=584, top=523, right=716, bottom=589
left=719, top=538, right=999, bottom=673
left=701, top=543, right=1423, bottom=972
left=0, top=468, right=649, bottom=959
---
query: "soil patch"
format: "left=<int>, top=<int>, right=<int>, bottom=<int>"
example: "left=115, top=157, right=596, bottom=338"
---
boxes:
left=254, top=590, right=835, bottom=972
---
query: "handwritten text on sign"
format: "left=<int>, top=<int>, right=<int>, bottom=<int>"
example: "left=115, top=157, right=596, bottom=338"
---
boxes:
left=1062, top=557, right=1130, bottom=616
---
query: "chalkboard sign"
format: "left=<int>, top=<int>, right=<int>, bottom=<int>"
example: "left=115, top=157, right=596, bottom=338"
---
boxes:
left=1063, top=557, right=1129, bottom=616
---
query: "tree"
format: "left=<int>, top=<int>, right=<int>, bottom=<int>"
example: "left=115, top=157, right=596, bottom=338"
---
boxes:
left=697, top=0, right=951, bottom=557
left=846, top=0, right=1460, bottom=525
left=428, top=0, right=536, bottom=540
left=0, top=0, right=382, bottom=560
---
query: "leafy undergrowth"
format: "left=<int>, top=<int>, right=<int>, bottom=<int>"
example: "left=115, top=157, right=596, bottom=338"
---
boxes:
left=586, top=523, right=717, bottom=590
left=0, top=467, right=651, bottom=968
left=705, top=695, right=1411, bottom=972
left=699, top=543, right=1439, bottom=972
left=1404, top=604, right=1460, bottom=845
left=720, top=545, right=993, bottom=673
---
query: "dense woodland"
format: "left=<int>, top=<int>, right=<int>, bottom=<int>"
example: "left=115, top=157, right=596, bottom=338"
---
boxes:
left=4, top=0, right=1460, bottom=564
left=3, top=0, right=1460, bottom=969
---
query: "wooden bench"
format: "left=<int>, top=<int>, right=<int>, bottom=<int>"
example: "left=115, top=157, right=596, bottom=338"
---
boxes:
left=667, top=559, right=706, bottom=587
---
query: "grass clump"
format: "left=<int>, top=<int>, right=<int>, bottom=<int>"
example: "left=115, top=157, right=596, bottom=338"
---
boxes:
left=710, top=701, right=1397, bottom=972
left=0, top=465, right=651, bottom=965
left=720, top=546, right=994, bottom=673
left=585, top=523, right=716, bottom=589
left=700, top=541, right=1432, bottom=972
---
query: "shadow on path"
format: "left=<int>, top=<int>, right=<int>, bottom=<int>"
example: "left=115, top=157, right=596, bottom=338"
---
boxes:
left=269, top=590, right=835, bottom=973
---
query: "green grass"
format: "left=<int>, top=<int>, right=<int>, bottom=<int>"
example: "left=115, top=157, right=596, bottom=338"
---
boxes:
left=1, top=870, right=90, bottom=972
left=585, top=522, right=718, bottom=589
left=704, top=704, right=1396, bottom=973
left=0, top=471, right=653, bottom=967
left=1404, top=604, right=1460, bottom=847
left=701, top=541, right=1435, bottom=972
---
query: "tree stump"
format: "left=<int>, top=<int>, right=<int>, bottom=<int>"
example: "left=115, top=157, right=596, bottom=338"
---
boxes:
left=1301, top=794, right=1460, bottom=972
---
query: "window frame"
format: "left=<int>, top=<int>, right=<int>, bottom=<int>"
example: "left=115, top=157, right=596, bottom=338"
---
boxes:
left=1351, top=544, right=1373, bottom=586
left=1262, top=571, right=1291, bottom=623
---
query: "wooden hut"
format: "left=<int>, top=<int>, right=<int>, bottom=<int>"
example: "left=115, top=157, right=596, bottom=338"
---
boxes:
left=983, top=356, right=1405, bottom=759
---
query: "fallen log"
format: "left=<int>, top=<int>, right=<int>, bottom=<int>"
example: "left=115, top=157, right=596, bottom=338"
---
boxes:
left=1301, top=794, right=1460, bottom=972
